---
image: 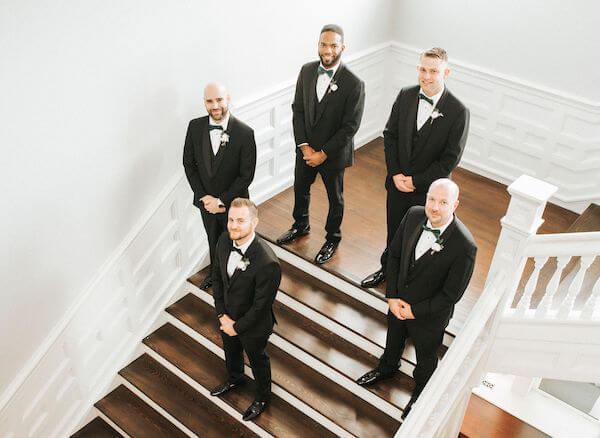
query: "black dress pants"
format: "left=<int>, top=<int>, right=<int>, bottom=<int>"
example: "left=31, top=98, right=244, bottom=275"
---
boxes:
left=292, top=158, right=345, bottom=243
left=221, top=331, right=272, bottom=402
left=380, top=189, right=426, bottom=273
left=377, top=311, right=444, bottom=396
left=200, top=206, right=227, bottom=272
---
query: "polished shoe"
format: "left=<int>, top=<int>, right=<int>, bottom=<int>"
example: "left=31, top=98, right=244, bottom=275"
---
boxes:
left=276, top=226, right=310, bottom=244
left=209, top=379, right=245, bottom=397
left=361, top=269, right=385, bottom=288
left=314, top=240, right=338, bottom=264
left=198, top=275, right=212, bottom=291
left=242, top=400, right=269, bottom=421
left=355, top=369, right=395, bottom=386
left=401, top=395, right=418, bottom=420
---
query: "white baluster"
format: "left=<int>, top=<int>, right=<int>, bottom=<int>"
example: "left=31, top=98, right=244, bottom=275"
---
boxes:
left=536, top=256, right=570, bottom=317
left=516, top=256, right=548, bottom=316
left=557, top=256, right=595, bottom=318
left=581, top=272, right=600, bottom=320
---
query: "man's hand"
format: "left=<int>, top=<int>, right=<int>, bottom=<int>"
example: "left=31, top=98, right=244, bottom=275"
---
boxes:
left=388, top=298, right=415, bottom=320
left=202, top=195, right=226, bottom=214
left=392, top=174, right=415, bottom=193
left=398, top=299, right=415, bottom=320
left=219, top=314, right=238, bottom=336
left=300, top=144, right=316, bottom=158
left=304, top=150, right=327, bottom=167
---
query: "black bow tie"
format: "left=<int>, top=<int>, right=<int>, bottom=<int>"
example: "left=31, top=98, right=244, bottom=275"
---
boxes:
left=208, top=124, right=224, bottom=131
left=422, top=224, right=441, bottom=239
left=418, top=93, right=434, bottom=106
left=231, top=246, right=244, bottom=256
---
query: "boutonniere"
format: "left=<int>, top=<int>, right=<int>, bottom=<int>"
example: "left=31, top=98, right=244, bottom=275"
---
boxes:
left=430, top=238, right=444, bottom=255
left=328, top=79, right=338, bottom=93
left=430, top=109, right=444, bottom=124
left=236, top=257, right=250, bottom=271
left=220, top=132, right=230, bottom=147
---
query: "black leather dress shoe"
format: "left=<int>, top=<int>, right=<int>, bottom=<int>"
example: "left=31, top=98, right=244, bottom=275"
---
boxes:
left=315, top=240, right=338, bottom=264
left=242, top=400, right=269, bottom=421
left=209, top=380, right=244, bottom=397
left=276, top=226, right=310, bottom=244
left=356, top=369, right=395, bottom=386
left=361, top=269, right=385, bottom=288
left=401, top=395, right=418, bottom=420
left=198, top=276, right=212, bottom=291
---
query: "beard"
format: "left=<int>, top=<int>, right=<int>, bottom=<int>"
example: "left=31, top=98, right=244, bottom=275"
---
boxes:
left=319, top=51, right=342, bottom=68
left=228, top=227, right=250, bottom=243
left=210, top=106, right=228, bottom=121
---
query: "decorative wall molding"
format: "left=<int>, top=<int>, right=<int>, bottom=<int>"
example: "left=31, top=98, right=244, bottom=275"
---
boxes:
left=0, top=42, right=390, bottom=438
left=389, top=42, right=600, bottom=213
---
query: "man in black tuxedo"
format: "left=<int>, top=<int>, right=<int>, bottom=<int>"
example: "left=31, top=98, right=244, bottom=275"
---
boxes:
left=361, top=47, right=469, bottom=288
left=276, top=24, right=365, bottom=264
left=183, top=82, right=257, bottom=290
left=356, top=179, right=476, bottom=420
left=209, top=198, right=281, bottom=421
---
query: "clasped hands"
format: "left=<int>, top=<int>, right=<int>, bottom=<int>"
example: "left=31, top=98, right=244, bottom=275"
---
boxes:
left=392, top=173, right=415, bottom=192
left=201, top=195, right=226, bottom=214
left=300, top=144, right=327, bottom=167
left=388, top=298, right=415, bottom=320
left=219, top=314, right=238, bottom=336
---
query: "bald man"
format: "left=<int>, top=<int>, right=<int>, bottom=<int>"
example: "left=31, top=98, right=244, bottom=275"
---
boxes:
left=183, top=82, right=257, bottom=290
left=356, top=178, right=476, bottom=420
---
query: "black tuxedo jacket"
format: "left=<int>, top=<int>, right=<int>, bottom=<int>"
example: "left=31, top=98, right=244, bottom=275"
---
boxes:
left=384, top=86, right=469, bottom=193
left=386, top=206, right=477, bottom=329
left=292, top=61, right=365, bottom=171
left=212, top=233, right=281, bottom=338
left=183, top=115, right=257, bottom=208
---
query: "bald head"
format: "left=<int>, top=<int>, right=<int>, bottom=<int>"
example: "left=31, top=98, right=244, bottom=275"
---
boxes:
left=204, top=82, right=230, bottom=121
left=425, top=178, right=460, bottom=227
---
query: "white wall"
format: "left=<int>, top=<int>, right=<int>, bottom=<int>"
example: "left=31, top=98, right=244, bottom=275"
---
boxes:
left=0, top=0, right=393, bottom=403
left=392, top=0, right=600, bottom=102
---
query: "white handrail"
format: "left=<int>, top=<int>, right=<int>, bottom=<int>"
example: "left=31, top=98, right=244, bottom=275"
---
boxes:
left=522, top=231, right=600, bottom=257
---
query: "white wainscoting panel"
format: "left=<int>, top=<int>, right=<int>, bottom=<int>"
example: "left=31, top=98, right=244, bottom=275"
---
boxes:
left=389, top=42, right=600, bottom=213
left=0, top=43, right=390, bottom=438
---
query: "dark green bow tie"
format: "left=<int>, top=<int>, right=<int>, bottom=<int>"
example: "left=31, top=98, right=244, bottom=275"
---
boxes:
left=418, top=93, right=434, bottom=106
left=318, top=66, right=334, bottom=78
left=208, top=124, right=224, bottom=131
left=422, top=224, right=441, bottom=239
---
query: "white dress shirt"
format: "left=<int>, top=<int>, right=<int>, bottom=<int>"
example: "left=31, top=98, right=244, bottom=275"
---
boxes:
left=414, top=216, right=453, bottom=260
left=227, top=233, right=255, bottom=278
left=316, top=62, right=339, bottom=102
left=416, top=87, right=444, bottom=131
left=208, top=113, right=230, bottom=155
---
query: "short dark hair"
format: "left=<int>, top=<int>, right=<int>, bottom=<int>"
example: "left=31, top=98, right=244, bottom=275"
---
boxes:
left=421, top=47, right=448, bottom=63
left=320, top=24, right=344, bottom=42
left=230, top=197, right=258, bottom=219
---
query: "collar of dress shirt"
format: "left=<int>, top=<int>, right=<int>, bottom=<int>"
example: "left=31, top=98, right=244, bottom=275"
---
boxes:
left=209, top=112, right=230, bottom=131
left=418, top=86, right=444, bottom=108
left=319, top=62, right=340, bottom=79
left=233, top=232, right=255, bottom=254
left=424, top=214, right=454, bottom=237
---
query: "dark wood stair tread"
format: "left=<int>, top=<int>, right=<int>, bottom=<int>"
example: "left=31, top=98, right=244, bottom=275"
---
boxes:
left=165, top=295, right=401, bottom=436
left=71, top=417, right=123, bottom=438
left=144, top=323, right=337, bottom=438
left=119, top=353, right=259, bottom=437
left=95, top=385, right=187, bottom=438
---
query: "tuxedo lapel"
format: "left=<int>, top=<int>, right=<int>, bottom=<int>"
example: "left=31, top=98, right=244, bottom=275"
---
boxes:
left=416, top=87, right=449, bottom=149
left=411, top=217, right=458, bottom=277
left=307, top=64, right=319, bottom=126
left=220, top=238, right=231, bottom=291
left=212, top=115, right=235, bottom=173
left=201, top=118, right=214, bottom=177
left=402, top=215, right=428, bottom=273
left=404, top=90, right=419, bottom=157
left=225, top=237, right=259, bottom=293
left=314, top=63, right=345, bottom=125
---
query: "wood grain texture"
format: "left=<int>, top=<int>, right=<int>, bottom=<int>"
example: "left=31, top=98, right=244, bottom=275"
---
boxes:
left=119, top=353, right=259, bottom=437
left=71, top=417, right=123, bottom=438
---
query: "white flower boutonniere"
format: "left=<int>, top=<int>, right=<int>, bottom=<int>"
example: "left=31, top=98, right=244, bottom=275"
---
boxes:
left=329, top=80, right=338, bottom=93
left=430, top=109, right=444, bottom=124
left=430, top=239, right=444, bottom=255
left=220, top=132, right=230, bottom=147
left=236, top=257, right=250, bottom=271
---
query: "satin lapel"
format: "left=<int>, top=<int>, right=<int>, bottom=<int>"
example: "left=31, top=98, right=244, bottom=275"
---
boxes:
left=225, top=237, right=259, bottom=293
left=411, top=217, right=458, bottom=276
left=417, top=87, right=449, bottom=149
left=314, top=63, right=344, bottom=126
left=220, top=238, right=231, bottom=291
left=402, top=216, right=428, bottom=274
left=307, top=64, right=319, bottom=127
left=201, top=118, right=213, bottom=177
left=212, top=115, right=234, bottom=173
left=404, top=90, right=419, bottom=158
